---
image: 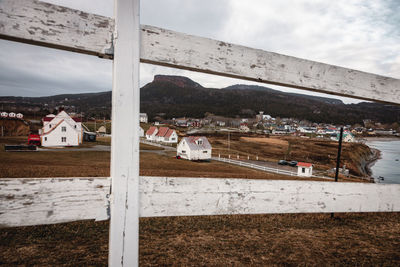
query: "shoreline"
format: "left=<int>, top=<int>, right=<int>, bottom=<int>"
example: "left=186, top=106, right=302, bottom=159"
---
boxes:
left=364, top=148, right=381, bottom=177
left=362, top=136, right=400, bottom=142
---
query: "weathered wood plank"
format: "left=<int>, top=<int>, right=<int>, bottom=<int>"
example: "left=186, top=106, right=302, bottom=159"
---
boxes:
left=1, top=1, right=399, bottom=104
left=108, top=0, right=140, bottom=266
left=0, top=177, right=110, bottom=228
left=0, top=0, right=114, bottom=58
left=140, top=177, right=400, bottom=216
left=140, top=25, right=400, bottom=104
left=1, top=177, right=400, bottom=228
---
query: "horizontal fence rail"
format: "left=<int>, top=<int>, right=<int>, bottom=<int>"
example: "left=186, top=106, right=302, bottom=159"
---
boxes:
left=212, top=157, right=297, bottom=176
left=1, top=176, right=400, bottom=228
left=1, top=0, right=399, bottom=104
left=0, top=177, right=111, bottom=227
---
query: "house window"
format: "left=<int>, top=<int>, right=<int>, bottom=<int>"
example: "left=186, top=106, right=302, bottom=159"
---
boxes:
left=74, top=125, right=77, bottom=129
left=181, top=150, right=186, bottom=153
left=44, top=137, right=47, bottom=141
left=49, top=124, right=52, bottom=128
left=61, top=137, right=66, bottom=142
left=197, top=140, right=203, bottom=145
left=203, top=151, right=208, bottom=153
left=302, top=167, right=305, bottom=173
left=171, top=138, right=175, bottom=141
left=61, top=126, right=66, bottom=132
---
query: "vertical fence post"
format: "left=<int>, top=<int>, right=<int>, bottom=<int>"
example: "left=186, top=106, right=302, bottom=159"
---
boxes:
left=109, top=0, right=140, bottom=266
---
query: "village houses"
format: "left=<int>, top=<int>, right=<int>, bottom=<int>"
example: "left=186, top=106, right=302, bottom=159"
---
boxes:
left=139, top=113, right=148, bottom=123
left=177, top=136, right=212, bottom=161
left=39, top=110, right=83, bottom=147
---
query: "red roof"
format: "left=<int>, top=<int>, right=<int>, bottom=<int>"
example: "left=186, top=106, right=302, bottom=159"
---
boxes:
left=43, top=116, right=54, bottom=122
left=72, top=117, right=82, bottom=122
left=156, top=127, right=169, bottom=137
left=164, top=129, right=175, bottom=138
left=146, top=126, right=157, bottom=136
left=297, top=162, right=312, bottom=168
left=28, top=134, right=41, bottom=140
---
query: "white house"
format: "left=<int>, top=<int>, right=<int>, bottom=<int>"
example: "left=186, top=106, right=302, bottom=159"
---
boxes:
left=140, top=113, right=148, bottom=123
left=155, top=126, right=178, bottom=143
left=0, top=112, right=8, bottom=118
left=139, top=126, right=144, bottom=137
left=145, top=126, right=158, bottom=141
left=41, top=110, right=83, bottom=147
left=8, top=112, right=16, bottom=118
left=16, top=113, right=23, bottom=119
left=297, top=162, right=313, bottom=177
left=163, top=128, right=178, bottom=143
left=177, top=136, right=212, bottom=161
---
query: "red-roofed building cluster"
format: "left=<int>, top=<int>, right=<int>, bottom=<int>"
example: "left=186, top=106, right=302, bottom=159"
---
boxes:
left=145, top=126, right=178, bottom=144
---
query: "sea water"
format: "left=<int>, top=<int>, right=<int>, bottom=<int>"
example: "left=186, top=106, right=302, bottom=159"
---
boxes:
left=367, top=140, right=400, bottom=184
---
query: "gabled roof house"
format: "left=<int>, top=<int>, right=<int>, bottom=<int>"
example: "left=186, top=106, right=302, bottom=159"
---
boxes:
left=40, top=110, right=83, bottom=147
left=177, top=136, right=212, bottom=160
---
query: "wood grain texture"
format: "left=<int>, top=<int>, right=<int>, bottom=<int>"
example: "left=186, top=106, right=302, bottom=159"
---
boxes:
left=0, top=0, right=114, bottom=57
left=1, top=1, right=399, bottom=104
left=140, top=25, right=400, bottom=104
left=1, top=177, right=400, bottom=228
left=0, top=177, right=110, bottom=228
left=140, top=176, right=400, bottom=216
left=108, top=0, right=140, bottom=265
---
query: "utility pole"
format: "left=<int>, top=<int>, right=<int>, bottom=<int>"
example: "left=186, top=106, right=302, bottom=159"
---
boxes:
left=332, top=126, right=344, bottom=218
left=335, top=127, right=344, bottom=182
left=228, top=131, right=230, bottom=152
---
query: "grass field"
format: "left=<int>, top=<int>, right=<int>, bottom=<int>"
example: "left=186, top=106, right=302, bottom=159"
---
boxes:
left=1, top=213, right=399, bottom=266
left=209, top=133, right=372, bottom=177
left=1, top=136, right=398, bottom=265
left=0, top=136, right=302, bottom=180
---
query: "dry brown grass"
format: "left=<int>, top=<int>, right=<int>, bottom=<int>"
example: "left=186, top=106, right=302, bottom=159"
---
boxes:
left=209, top=134, right=371, bottom=177
left=241, top=136, right=289, bottom=146
left=140, top=143, right=164, bottom=151
left=140, top=152, right=328, bottom=181
left=1, top=136, right=399, bottom=265
left=1, top=213, right=399, bottom=266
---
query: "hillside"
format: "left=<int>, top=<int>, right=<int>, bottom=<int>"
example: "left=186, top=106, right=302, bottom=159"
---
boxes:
left=141, top=75, right=400, bottom=124
left=0, top=119, right=30, bottom=136
left=1, top=75, right=400, bottom=124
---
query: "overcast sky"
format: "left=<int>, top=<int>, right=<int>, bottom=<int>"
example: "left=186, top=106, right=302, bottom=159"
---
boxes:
left=0, top=0, right=399, bottom=104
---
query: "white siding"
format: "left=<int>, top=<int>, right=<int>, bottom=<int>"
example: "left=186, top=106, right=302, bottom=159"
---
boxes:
left=297, top=166, right=312, bottom=177
left=42, top=120, right=79, bottom=147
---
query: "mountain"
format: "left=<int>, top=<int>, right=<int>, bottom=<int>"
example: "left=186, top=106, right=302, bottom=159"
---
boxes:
left=223, top=84, right=343, bottom=105
left=1, top=75, right=400, bottom=125
left=141, top=75, right=400, bottom=124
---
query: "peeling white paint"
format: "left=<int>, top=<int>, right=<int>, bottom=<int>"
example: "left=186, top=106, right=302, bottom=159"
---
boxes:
left=1, top=177, right=400, bottom=228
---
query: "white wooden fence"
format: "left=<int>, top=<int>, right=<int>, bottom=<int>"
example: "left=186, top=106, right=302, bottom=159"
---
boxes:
left=212, top=157, right=297, bottom=176
left=1, top=1, right=400, bottom=266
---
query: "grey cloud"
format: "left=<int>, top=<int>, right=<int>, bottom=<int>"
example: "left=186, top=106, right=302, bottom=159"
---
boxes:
left=140, top=0, right=231, bottom=39
left=0, top=40, right=112, bottom=97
